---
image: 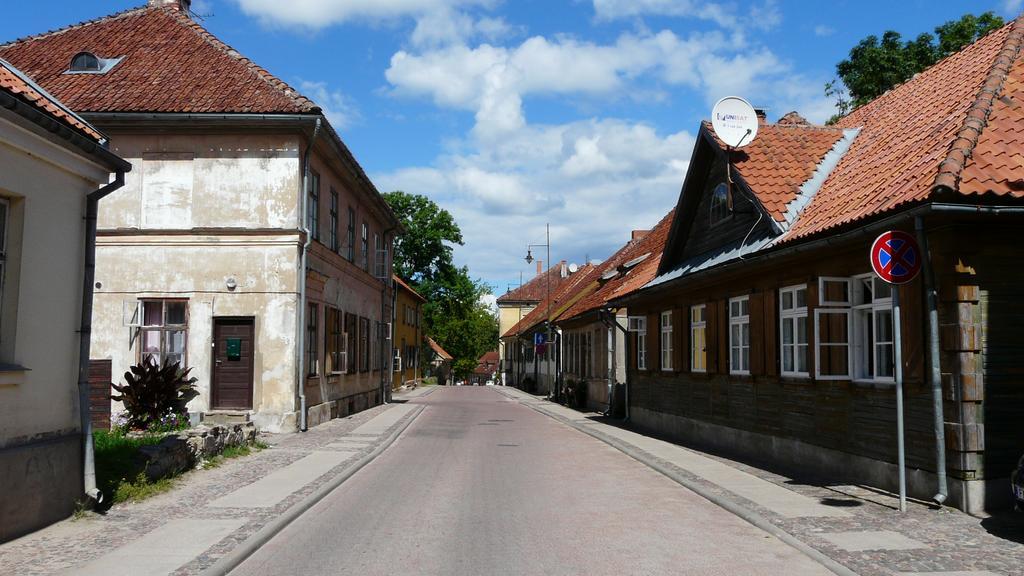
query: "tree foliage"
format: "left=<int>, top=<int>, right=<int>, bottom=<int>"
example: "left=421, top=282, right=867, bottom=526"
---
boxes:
left=383, top=191, right=497, bottom=379
left=383, top=190, right=463, bottom=283
left=827, top=12, right=1004, bottom=122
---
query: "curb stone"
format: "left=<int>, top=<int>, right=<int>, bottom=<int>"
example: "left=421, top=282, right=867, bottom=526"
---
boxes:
left=199, top=404, right=426, bottom=576
left=494, top=387, right=859, bottom=576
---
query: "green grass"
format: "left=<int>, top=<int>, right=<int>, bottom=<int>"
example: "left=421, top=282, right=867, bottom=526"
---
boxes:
left=93, top=428, right=267, bottom=505
left=93, top=428, right=170, bottom=505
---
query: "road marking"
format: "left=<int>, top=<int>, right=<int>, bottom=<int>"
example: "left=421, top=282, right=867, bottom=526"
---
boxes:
left=69, top=518, right=246, bottom=576
left=349, top=404, right=416, bottom=436
left=819, top=530, right=927, bottom=551
left=208, top=451, right=354, bottom=508
left=594, top=424, right=850, bottom=518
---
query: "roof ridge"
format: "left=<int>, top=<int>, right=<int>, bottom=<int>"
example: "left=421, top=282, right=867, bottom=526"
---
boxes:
left=0, top=5, right=150, bottom=49
left=933, top=17, right=1024, bottom=192
left=162, top=8, right=317, bottom=113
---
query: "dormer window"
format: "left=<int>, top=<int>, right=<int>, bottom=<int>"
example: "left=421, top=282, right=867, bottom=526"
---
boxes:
left=66, top=52, right=123, bottom=74
left=710, top=182, right=730, bottom=225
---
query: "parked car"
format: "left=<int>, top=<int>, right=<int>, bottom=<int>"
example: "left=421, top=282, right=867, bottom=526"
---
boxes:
left=1013, top=454, right=1024, bottom=510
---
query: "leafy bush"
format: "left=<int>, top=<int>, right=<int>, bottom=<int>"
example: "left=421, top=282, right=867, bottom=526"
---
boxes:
left=93, top=428, right=168, bottom=506
left=110, top=356, right=198, bottom=430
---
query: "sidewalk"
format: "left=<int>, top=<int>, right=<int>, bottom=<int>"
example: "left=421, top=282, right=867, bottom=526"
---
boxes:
left=0, top=398, right=425, bottom=576
left=496, top=386, right=1024, bottom=576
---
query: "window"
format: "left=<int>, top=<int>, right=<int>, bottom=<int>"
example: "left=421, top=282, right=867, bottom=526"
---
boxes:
left=70, top=52, right=100, bottom=72
left=325, top=307, right=346, bottom=374
left=630, top=316, right=647, bottom=370
left=346, top=313, right=357, bottom=373
left=360, top=317, right=371, bottom=372
left=329, top=188, right=339, bottom=252
left=690, top=305, right=706, bottom=373
left=729, top=296, right=750, bottom=374
left=779, top=285, right=809, bottom=377
left=660, top=311, right=673, bottom=371
left=374, top=232, right=382, bottom=278
left=139, top=300, right=188, bottom=367
left=307, top=171, right=320, bottom=241
left=361, top=223, right=369, bottom=270
left=710, top=182, right=729, bottom=225
left=346, top=207, right=355, bottom=261
left=0, top=199, right=8, bottom=338
left=306, top=303, right=319, bottom=376
left=814, top=274, right=895, bottom=382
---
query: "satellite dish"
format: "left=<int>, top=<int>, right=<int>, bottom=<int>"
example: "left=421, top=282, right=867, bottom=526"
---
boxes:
left=711, top=96, right=758, bottom=148
left=568, top=263, right=579, bottom=273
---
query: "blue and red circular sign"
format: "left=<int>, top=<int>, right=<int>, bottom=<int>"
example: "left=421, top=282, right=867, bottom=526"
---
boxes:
left=870, top=231, right=921, bottom=285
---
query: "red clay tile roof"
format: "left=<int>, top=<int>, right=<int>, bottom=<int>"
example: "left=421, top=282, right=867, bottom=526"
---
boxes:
left=473, top=351, right=499, bottom=374
left=0, top=5, right=317, bottom=115
left=705, top=121, right=845, bottom=223
left=393, top=275, right=426, bottom=303
left=501, top=263, right=596, bottom=338
left=497, top=262, right=573, bottom=304
left=427, top=337, right=453, bottom=361
left=781, top=18, right=1024, bottom=242
left=0, top=58, right=103, bottom=141
left=561, top=208, right=675, bottom=321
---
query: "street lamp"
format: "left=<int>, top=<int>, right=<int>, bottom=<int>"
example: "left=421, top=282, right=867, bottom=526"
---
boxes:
left=524, top=224, right=555, bottom=401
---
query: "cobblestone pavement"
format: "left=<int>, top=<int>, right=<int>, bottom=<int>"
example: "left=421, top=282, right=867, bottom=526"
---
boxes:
left=0, top=394, right=427, bottom=576
left=498, top=387, right=1024, bottom=576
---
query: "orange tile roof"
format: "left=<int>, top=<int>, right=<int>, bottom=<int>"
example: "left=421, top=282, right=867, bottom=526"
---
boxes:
left=705, top=121, right=845, bottom=223
left=0, top=5, right=316, bottom=115
left=781, top=18, right=1024, bottom=242
left=0, top=57, right=103, bottom=141
left=497, top=262, right=573, bottom=304
left=393, top=275, right=426, bottom=303
left=427, top=337, right=453, bottom=361
left=501, top=263, right=596, bottom=338
left=560, top=208, right=675, bottom=321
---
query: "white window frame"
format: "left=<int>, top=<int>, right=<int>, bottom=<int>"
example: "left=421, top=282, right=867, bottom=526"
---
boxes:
left=709, top=182, right=730, bottom=226
left=637, top=324, right=647, bottom=371
left=728, top=296, right=750, bottom=375
left=814, top=308, right=851, bottom=380
left=690, top=304, right=706, bottom=373
left=818, top=276, right=852, bottom=306
left=779, top=284, right=809, bottom=377
left=852, top=274, right=895, bottom=383
left=660, top=311, right=673, bottom=371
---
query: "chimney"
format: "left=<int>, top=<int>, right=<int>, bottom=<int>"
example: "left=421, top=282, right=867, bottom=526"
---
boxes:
left=560, top=260, right=568, bottom=278
left=149, top=0, right=192, bottom=13
left=754, top=107, right=768, bottom=125
left=631, top=230, right=650, bottom=241
left=536, top=260, right=543, bottom=277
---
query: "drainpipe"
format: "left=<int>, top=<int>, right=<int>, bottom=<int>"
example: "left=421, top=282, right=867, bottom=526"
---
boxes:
left=601, top=307, right=630, bottom=420
left=296, top=117, right=322, bottom=432
left=380, top=227, right=397, bottom=404
left=78, top=170, right=126, bottom=505
left=915, top=215, right=948, bottom=505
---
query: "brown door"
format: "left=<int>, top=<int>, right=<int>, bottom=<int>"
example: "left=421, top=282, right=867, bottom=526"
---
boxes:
left=212, top=317, right=255, bottom=410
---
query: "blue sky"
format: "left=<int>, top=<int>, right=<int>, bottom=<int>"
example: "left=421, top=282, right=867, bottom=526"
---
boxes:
left=2, top=0, right=1018, bottom=296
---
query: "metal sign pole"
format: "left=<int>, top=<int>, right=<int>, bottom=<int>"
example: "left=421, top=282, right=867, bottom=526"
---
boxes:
left=893, top=286, right=907, bottom=513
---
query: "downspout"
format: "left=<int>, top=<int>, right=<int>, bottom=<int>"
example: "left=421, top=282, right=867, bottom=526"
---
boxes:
left=296, top=117, right=322, bottom=432
left=915, top=215, right=948, bottom=505
left=380, top=227, right=397, bottom=404
left=79, top=170, right=126, bottom=505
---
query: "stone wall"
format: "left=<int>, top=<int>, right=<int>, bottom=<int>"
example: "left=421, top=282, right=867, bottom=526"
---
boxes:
left=135, top=422, right=257, bottom=482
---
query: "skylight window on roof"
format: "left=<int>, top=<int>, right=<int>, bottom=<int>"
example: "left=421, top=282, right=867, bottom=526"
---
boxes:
left=619, top=253, right=650, bottom=271
left=67, top=52, right=123, bottom=74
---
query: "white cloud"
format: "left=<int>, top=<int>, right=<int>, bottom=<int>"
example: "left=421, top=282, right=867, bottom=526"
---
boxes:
left=592, top=0, right=782, bottom=32
left=233, top=0, right=487, bottom=28
left=298, top=80, right=360, bottom=130
left=813, top=24, right=834, bottom=37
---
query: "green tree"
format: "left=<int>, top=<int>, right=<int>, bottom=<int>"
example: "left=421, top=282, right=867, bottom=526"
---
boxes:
left=382, top=191, right=463, bottom=283
left=826, top=12, right=1003, bottom=122
left=383, top=192, right=498, bottom=379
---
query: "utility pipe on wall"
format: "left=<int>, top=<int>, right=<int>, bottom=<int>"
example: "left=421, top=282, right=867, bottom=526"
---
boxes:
left=78, top=170, right=127, bottom=505
left=915, top=215, right=948, bottom=505
left=295, top=117, right=322, bottom=432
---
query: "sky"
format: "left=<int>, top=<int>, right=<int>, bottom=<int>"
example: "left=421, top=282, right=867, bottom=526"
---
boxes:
left=2, top=0, right=1019, bottom=297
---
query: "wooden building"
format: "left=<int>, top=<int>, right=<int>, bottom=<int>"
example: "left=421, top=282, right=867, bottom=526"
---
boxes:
left=616, top=21, right=1024, bottom=514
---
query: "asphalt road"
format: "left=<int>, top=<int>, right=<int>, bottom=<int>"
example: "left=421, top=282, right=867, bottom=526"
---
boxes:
left=232, top=387, right=831, bottom=576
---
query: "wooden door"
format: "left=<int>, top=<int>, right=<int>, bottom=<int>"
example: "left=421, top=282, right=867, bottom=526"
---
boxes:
left=212, top=317, right=255, bottom=410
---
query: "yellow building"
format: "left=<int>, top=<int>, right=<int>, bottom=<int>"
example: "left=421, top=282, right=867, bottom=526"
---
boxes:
left=392, top=275, right=425, bottom=390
